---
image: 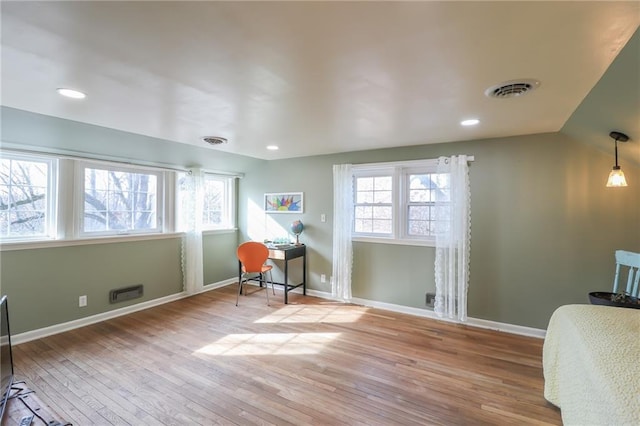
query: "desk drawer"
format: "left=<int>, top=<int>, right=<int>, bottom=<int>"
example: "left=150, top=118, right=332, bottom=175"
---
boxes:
left=269, top=249, right=286, bottom=260
left=268, top=245, right=305, bottom=260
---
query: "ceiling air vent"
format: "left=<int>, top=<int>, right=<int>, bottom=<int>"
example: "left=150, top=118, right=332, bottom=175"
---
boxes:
left=201, top=136, right=228, bottom=146
left=485, top=79, right=540, bottom=99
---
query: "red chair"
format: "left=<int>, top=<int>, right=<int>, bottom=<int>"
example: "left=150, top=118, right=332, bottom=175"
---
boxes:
left=236, top=241, right=274, bottom=306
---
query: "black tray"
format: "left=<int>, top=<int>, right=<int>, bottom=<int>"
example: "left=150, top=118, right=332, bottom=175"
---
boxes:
left=588, top=291, right=640, bottom=309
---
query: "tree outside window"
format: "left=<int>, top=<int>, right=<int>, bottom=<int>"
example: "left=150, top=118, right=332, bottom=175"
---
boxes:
left=82, top=166, right=160, bottom=234
left=0, top=155, right=54, bottom=239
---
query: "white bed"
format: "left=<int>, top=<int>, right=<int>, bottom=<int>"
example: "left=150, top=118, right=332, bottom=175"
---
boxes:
left=543, top=304, right=640, bottom=425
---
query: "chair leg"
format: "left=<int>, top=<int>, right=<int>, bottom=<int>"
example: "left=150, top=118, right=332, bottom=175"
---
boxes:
left=236, top=276, right=244, bottom=306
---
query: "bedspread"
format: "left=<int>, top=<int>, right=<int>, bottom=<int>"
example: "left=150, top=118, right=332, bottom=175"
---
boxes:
left=543, top=304, right=640, bottom=425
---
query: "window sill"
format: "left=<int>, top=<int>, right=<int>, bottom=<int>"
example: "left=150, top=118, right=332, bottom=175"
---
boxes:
left=0, top=232, right=184, bottom=252
left=352, top=236, right=435, bottom=248
left=202, top=228, right=237, bottom=236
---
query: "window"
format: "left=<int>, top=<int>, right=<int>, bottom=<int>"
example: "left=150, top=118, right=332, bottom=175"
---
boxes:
left=0, top=153, right=57, bottom=240
left=79, top=163, right=163, bottom=236
left=352, top=160, right=445, bottom=245
left=176, top=172, right=236, bottom=232
left=354, top=174, right=393, bottom=235
left=406, top=172, right=449, bottom=238
left=1, top=149, right=239, bottom=246
left=202, top=173, right=235, bottom=230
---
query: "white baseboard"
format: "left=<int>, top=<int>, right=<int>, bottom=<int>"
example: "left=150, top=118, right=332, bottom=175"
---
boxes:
left=14, top=278, right=545, bottom=344
left=291, top=287, right=546, bottom=339
left=12, top=277, right=238, bottom=345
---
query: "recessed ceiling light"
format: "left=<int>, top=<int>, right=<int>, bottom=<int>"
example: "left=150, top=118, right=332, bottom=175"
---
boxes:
left=461, top=119, right=480, bottom=126
left=56, top=88, right=86, bottom=99
left=266, top=145, right=279, bottom=151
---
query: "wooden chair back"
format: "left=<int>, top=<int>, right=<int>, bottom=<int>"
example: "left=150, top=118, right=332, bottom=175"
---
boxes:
left=612, top=250, right=640, bottom=298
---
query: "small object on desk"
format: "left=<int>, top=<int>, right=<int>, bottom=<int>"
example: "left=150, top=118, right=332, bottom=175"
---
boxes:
left=290, top=220, right=304, bottom=245
left=19, top=415, right=34, bottom=426
left=274, top=244, right=294, bottom=249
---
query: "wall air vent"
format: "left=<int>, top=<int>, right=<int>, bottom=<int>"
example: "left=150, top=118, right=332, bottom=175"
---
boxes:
left=201, top=136, right=228, bottom=145
left=485, top=79, right=540, bottom=98
left=109, top=284, right=143, bottom=304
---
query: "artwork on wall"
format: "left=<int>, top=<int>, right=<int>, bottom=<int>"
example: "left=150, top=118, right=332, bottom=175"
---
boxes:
left=264, top=192, right=304, bottom=213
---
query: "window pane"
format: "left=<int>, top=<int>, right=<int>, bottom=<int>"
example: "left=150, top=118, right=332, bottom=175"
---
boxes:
left=375, top=176, right=392, bottom=190
left=409, top=189, right=428, bottom=202
left=85, top=212, right=107, bottom=232
left=372, top=219, right=392, bottom=234
left=408, top=206, right=429, bottom=220
left=355, top=206, right=373, bottom=219
left=202, top=175, right=230, bottom=229
left=0, top=156, right=52, bottom=239
left=408, top=220, right=428, bottom=236
left=374, top=190, right=392, bottom=203
left=356, top=177, right=374, bottom=191
left=354, top=218, right=372, bottom=233
left=410, top=174, right=429, bottom=189
left=356, top=191, right=373, bottom=203
left=433, top=173, right=450, bottom=189
left=83, top=167, right=159, bottom=234
left=0, top=212, right=7, bottom=235
left=373, top=206, right=392, bottom=219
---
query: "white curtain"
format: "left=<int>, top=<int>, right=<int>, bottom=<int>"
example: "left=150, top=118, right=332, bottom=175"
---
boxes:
left=332, top=164, right=353, bottom=301
left=178, top=169, right=204, bottom=295
left=434, top=155, right=471, bottom=321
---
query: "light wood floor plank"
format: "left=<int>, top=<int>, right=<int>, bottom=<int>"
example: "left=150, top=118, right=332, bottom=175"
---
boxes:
left=14, top=285, right=561, bottom=425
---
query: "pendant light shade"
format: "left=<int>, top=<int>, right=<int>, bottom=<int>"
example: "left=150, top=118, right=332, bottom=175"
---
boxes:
left=606, top=168, right=627, bottom=187
left=606, top=131, right=629, bottom=187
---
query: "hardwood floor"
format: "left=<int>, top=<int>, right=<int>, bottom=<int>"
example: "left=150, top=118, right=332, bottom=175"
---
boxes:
left=14, top=285, right=562, bottom=425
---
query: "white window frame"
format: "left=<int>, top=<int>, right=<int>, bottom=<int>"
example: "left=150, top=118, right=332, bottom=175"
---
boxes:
left=0, top=152, right=58, bottom=242
left=352, top=159, right=440, bottom=247
left=202, top=173, right=236, bottom=231
left=75, top=161, right=165, bottom=238
left=353, top=167, right=396, bottom=238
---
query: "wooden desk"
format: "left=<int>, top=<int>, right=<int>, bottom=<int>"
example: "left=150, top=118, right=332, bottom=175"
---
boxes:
left=239, top=244, right=307, bottom=304
left=2, top=383, right=68, bottom=425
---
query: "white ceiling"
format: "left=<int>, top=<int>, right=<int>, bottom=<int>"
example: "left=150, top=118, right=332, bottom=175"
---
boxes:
left=2, top=1, right=639, bottom=160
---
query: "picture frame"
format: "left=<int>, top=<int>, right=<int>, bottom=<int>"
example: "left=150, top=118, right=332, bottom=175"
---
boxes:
left=264, top=192, right=304, bottom=213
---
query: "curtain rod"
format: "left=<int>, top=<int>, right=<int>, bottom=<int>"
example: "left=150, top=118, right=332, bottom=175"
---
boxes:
left=350, top=155, right=475, bottom=169
left=199, top=168, right=244, bottom=178
left=2, top=145, right=245, bottom=177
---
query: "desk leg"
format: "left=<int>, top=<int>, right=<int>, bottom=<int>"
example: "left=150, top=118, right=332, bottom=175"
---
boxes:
left=303, top=251, right=307, bottom=295
left=284, top=258, right=289, bottom=304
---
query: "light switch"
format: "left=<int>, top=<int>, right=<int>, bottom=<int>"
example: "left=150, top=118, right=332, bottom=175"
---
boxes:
left=321, top=213, right=326, bottom=222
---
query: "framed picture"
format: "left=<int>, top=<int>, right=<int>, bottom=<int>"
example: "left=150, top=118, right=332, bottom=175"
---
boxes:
left=264, top=192, right=304, bottom=213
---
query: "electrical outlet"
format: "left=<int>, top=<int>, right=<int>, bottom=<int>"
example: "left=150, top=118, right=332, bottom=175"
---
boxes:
left=320, top=274, right=326, bottom=283
left=79, top=295, right=87, bottom=307
left=425, top=292, right=436, bottom=307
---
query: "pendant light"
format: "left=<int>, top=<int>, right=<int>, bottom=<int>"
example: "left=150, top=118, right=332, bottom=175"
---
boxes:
left=606, top=131, right=629, bottom=187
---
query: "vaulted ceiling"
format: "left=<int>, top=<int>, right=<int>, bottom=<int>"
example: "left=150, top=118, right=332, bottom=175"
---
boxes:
left=2, top=1, right=639, bottom=161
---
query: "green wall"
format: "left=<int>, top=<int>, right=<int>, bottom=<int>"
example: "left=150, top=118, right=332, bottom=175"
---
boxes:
left=203, top=231, right=239, bottom=285
left=0, top=238, right=183, bottom=334
left=239, top=132, right=640, bottom=329
left=1, top=108, right=258, bottom=334
left=2, top=109, right=639, bottom=333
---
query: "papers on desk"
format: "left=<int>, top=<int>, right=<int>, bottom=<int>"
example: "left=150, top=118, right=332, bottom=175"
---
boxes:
left=268, top=244, right=295, bottom=249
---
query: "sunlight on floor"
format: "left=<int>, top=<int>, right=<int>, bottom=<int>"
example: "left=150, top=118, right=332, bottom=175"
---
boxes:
left=195, top=332, right=341, bottom=356
left=254, top=304, right=366, bottom=324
